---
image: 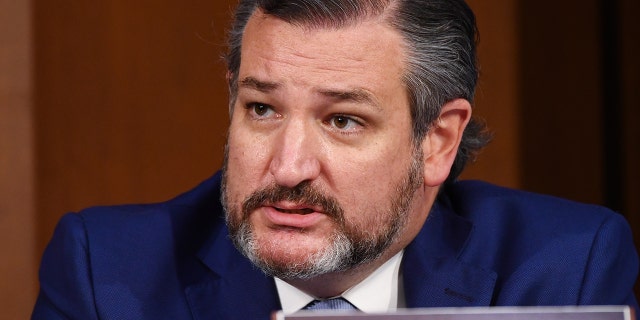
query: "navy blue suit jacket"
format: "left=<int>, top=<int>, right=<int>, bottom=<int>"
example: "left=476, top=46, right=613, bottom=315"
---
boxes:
left=33, top=171, right=639, bottom=319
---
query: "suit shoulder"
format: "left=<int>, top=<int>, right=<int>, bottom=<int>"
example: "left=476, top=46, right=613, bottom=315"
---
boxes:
left=76, top=171, right=224, bottom=229
left=37, top=172, right=227, bottom=318
left=58, top=171, right=226, bottom=272
left=444, top=180, right=619, bottom=226
left=440, top=179, right=632, bottom=271
left=441, top=180, right=638, bottom=305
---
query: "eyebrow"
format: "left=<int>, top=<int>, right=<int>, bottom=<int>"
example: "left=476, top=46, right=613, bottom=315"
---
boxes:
left=239, top=76, right=381, bottom=110
left=317, top=88, right=380, bottom=110
left=239, top=77, right=280, bottom=92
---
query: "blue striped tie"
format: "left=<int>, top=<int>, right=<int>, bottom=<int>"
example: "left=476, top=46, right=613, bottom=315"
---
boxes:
left=304, top=297, right=357, bottom=311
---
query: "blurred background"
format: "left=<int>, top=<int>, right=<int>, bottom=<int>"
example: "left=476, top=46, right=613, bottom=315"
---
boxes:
left=1, top=0, right=638, bottom=318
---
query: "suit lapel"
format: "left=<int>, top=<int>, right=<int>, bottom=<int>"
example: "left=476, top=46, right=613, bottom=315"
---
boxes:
left=403, top=199, right=497, bottom=307
left=184, top=222, right=281, bottom=320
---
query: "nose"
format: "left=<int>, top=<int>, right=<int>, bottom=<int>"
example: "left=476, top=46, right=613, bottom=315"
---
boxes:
left=269, top=119, right=321, bottom=188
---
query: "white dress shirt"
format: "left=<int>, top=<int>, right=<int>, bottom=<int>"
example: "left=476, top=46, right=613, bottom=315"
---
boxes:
left=275, top=250, right=405, bottom=314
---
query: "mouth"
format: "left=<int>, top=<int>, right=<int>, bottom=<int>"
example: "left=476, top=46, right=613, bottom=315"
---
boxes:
left=258, top=202, right=329, bottom=229
left=273, top=207, right=316, bottom=215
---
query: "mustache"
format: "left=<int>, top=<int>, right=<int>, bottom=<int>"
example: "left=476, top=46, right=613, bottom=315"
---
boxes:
left=241, top=181, right=345, bottom=224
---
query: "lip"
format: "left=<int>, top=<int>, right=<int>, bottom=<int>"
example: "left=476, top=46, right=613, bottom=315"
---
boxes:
left=260, top=203, right=325, bottom=229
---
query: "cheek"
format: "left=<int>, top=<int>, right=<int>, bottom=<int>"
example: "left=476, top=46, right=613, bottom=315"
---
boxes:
left=227, top=127, right=272, bottom=180
left=224, top=131, right=270, bottom=210
left=333, top=146, right=412, bottom=196
left=333, top=148, right=417, bottom=222
left=334, top=174, right=394, bottom=228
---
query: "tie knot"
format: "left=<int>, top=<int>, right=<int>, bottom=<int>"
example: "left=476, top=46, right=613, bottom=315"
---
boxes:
left=304, top=297, right=357, bottom=311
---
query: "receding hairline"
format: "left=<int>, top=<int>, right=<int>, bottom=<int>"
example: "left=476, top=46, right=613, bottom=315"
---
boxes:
left=253, top=0, right=400, bottom=31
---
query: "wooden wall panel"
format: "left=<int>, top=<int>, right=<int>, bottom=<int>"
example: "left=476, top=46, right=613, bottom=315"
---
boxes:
left=0, top=0, right=37, bottom=318
left=463, top=0, right=522, bottom=188
left=620, top=0, right=640, bottom=244
left=519, top=0, right=605, bottom=205
left=33, top=1, right=232, bottom=253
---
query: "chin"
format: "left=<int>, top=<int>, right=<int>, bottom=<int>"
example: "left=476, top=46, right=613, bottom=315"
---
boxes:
left=256, top=231, right=330, bottom=260
left=249, top=230, right=355, bottom=279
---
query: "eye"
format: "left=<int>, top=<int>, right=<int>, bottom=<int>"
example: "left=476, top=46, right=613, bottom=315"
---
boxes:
left=246, top=102, right=275, bottom=118
left=329, top=115, right=361, bottom=131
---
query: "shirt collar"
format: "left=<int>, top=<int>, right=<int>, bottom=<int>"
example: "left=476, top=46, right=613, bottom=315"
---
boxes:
left=275, top=250, right=405, bottom=314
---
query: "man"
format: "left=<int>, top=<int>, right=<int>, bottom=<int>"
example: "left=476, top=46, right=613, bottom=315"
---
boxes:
left=33, top=0, right=638, bottom=319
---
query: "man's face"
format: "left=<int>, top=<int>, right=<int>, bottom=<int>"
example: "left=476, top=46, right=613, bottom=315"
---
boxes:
left=223, top=11, right=432, bottom=279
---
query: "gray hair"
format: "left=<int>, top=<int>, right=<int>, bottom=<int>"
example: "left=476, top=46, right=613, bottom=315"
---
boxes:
left=225, top=0, right=491, bottom=183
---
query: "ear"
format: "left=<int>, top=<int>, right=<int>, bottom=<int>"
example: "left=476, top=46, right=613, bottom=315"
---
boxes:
left=421, top=98, right=472, bottom=186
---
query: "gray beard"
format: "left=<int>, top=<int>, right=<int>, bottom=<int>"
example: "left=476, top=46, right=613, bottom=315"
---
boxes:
left=223, top=147, right=423, bottom=280
left=231, top=221, right=356, bottom=279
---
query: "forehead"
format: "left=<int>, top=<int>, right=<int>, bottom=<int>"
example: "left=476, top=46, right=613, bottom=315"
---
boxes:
left=238, top=11, right=407, bottom=91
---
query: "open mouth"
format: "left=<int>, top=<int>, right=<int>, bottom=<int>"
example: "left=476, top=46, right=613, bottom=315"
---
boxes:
left=274, top=207, right=315, bottom=215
